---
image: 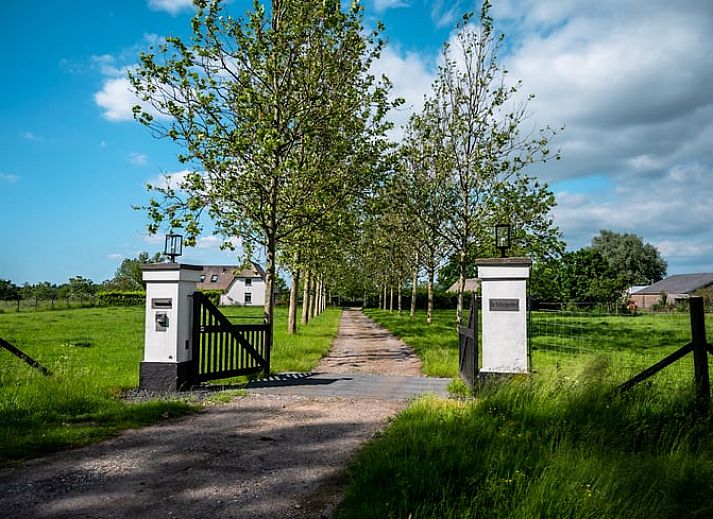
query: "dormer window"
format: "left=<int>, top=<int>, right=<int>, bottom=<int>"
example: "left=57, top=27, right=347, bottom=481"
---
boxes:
left=245, top=278, right=252, bottom=286
left=210, top=274, right=218, bottom=282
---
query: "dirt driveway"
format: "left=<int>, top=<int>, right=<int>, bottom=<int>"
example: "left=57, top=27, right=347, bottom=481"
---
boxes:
left=0, top=309, right=445, bottom=518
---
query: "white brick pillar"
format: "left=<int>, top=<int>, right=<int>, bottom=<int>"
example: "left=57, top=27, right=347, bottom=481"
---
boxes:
left=476, top=257, right=531, bottom=375
left=139, top=263, right=202, bottom=391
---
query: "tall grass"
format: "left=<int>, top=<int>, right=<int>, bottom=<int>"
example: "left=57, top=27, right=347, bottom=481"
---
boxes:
left=349, top=308, right=713, bottom=517
left=337, top=362, right=713, bottom=518
left=0, top=305, right=340, bottom=464
left=365, top=308, right=712, bottom=387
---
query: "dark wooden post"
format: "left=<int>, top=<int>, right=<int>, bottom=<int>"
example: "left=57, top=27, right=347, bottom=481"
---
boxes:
left=190, top=291, right=202, bottom=385
left=690, top=297, right=710, bottom=412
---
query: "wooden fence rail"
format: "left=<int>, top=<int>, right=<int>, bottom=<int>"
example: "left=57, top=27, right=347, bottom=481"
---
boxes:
left=0, top=338, right=52, bottom=377
left=615, top=296, right=712, bottom=412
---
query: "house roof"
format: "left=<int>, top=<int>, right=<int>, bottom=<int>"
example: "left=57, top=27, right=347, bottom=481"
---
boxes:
left=447, top=278, right=481, bottom=293
left=196, top=263, right=265, bottom=292
left=632, top=274, right=713, bottom=296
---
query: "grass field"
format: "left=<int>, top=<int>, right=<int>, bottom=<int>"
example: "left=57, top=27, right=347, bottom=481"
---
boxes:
left=0, top=305, right=340, bottom=464
left=364, top=307, right=710, bottom=387
left=339, top=308, right=713, bottom=518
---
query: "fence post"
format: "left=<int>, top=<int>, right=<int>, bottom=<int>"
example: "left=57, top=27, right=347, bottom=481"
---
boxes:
left=690, top=296, right=710, bottom=412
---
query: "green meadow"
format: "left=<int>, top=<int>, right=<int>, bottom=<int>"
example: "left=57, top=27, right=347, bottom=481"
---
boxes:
left=364, top=307, right=708, bottom=386
left=338, top=308, right=713, bottom=518
left=0, top=305, right=340, bottom=464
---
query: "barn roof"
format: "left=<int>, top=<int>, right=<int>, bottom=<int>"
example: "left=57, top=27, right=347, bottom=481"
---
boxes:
left=632, top=273, right=713, bottom=296
left=196, top=263, right=265, bottom=292
left=447, top=278, right=481, bottom=293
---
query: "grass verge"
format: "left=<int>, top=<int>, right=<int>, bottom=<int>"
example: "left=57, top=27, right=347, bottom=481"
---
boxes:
left=350, top=308, right=713, bottom=517
left=337, top=363, right=713, bottom=518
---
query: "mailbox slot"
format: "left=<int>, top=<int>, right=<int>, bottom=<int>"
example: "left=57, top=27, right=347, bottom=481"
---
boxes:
left=151, top=298, right=173, bottom=309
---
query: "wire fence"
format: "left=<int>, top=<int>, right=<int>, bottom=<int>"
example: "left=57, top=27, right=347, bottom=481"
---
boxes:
left=0, top=297, right=102, bottom=313
left=530, top=305, right=713, bottom=388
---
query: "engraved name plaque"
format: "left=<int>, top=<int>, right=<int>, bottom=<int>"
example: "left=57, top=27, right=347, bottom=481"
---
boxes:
left=489, top=298, right=519, bottom=312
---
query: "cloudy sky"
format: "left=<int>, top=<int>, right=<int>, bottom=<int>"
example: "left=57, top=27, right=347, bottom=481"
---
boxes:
left=1, top=0, right=711, bottom=284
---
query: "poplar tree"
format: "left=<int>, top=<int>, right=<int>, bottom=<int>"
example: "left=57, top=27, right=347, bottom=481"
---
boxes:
left=130, top=0, right=395, bottom=328
left=422, top=1, right=560, bottom=325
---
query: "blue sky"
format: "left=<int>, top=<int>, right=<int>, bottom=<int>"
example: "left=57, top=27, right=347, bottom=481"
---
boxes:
left=1, top=0, right=712, bottom=285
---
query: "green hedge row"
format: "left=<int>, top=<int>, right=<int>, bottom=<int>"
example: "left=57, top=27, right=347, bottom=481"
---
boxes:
left=96, top=289, right=224, bottom=307
left=96, top=291, right=146, bottom=306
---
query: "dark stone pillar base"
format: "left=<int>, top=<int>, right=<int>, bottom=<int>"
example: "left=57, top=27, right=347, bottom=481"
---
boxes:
left=477, top=371, right=530, bottom=382
left=139, top=361, right=194, bottom=392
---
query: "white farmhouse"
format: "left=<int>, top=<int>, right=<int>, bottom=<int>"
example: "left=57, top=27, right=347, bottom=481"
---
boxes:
left=196, top=263, right=270, bottom=306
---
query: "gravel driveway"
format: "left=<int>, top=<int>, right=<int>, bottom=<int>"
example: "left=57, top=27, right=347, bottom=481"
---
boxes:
left=0, top=309, right=445, bottom=518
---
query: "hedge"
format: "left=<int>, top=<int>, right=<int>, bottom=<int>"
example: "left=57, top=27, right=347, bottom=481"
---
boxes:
left=96, top=291, right=145, bottom=306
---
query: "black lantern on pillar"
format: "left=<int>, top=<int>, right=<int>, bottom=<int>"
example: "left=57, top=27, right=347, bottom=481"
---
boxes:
left=495, top=223, right=511, bottom=258
left=164, top=232, right=183, bottom=263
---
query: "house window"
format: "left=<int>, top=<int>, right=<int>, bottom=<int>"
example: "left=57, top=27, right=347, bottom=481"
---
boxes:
left=210, top=274, right=218, bottom=282
left=245, top=278, right=252, bottom=287
left=199, top=275, right=205, bottom=282
left=244, top=293, right=252, bottom=304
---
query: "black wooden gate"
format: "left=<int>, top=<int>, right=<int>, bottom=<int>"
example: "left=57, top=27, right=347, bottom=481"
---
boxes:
left=458, top=293, right=479, bottom=389
left=191, top=291, right=271, bottom=383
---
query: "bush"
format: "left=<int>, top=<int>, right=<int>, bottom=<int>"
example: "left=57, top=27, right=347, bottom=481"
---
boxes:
left=96, top=291, right=145, bottom=307
left=199, top=290, right=223, bottom=306
left=365, top=289, right=461, bottom=310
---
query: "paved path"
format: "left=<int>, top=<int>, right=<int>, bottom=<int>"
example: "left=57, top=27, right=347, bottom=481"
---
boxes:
left=246, top=372, right=451, bottom=399
left=246, top=309, right=451, bottom=400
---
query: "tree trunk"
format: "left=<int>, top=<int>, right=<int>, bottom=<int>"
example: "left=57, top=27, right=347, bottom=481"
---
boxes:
left=383, top=285, right=388, bottom=310
left=310, top=276, right=317, bottom=319
left=287, top=269, right=300, bottom=334
left=427, top=267, right=434, bottom=325
left=378, top=289, right=382, bottom=310
left=397, top=285, right=403, bottom=316
left=410, top=268, right=418, bottom=318
left=389, top=286, right=394, bottom=313
left=301, top=270, right=310, bottom=325
left=456, top=249, right=466, bottom=327
left=318, top=276, right=324, bottom=315
left=264, top=239, right=277, bottom=329
left=363, top=290, right=367, bottom=308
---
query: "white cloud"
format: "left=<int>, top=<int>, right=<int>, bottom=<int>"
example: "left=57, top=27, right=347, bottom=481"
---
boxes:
left=22, top=131, right=40, bottom=141
left=94, top=77, right=141, bottom=122
left=476, top=0, right=713, bottom=272
left=91, top=54, right=125, bottom=78
left=430, top=0, right=465, bottom=29
left=141, top=233, right=164, bottom=246
left=107, top=253, right=124, bottom=260
left=146, top=169, right=195, bottom=190
left=196, top=235, right=223, bottom=249
left=373, top=0, right=409, bottom=12
left=371, top=45, right=435, bottom=141
left=0, top=173, right=20, bottom=183
left=92, top=40, right=168, bottom=123
left=128, top=153, right=148, bottom=166
left=147, top=0, right=194, bottom=16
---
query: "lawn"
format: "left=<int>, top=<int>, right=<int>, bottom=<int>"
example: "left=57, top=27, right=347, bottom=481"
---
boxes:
left=0, top=305, right=340, bottom=464
left=341, top=307, right=713, bottom=518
